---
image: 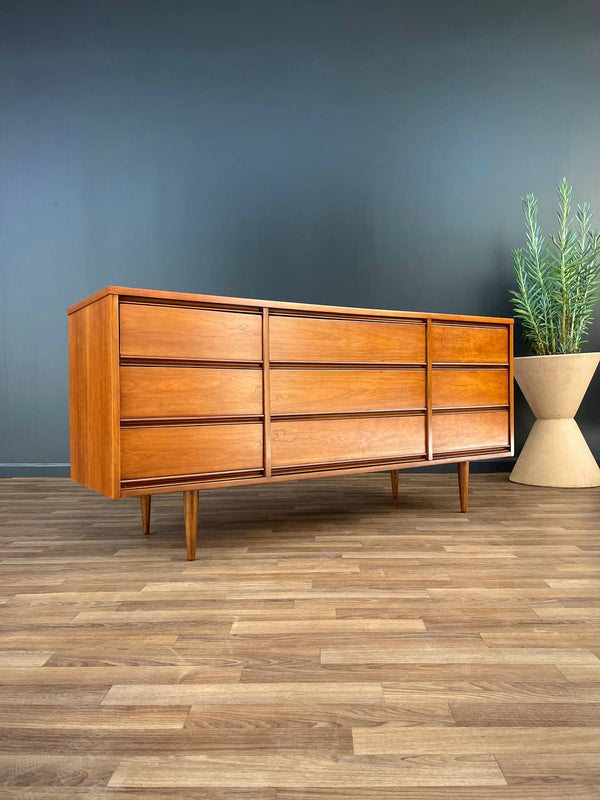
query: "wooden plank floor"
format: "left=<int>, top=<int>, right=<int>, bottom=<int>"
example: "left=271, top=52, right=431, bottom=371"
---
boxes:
left=0, top=473, right=599, bottom=798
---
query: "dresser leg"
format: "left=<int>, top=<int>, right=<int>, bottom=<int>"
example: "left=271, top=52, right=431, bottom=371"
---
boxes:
left=183, top=490, right=199, bottom=561
left=457, top=461, right=469, bottom=513
left=140, top=495, right=151, bottom=534
left=390, top=469, right=399, bottom=500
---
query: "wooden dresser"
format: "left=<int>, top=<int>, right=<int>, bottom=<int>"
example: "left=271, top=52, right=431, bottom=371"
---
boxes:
left=68, top=287, right=514, bottom=559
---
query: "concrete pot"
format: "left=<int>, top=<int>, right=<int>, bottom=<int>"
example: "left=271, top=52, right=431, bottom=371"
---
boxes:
left=510, top=352, right=600, bottom=487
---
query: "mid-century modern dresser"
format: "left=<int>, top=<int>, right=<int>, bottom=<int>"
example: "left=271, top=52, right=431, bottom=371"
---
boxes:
left=68, top=287, right=514, bottom=559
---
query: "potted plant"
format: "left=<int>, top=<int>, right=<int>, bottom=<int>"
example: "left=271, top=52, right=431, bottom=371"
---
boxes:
left=509, top=178, right=600, bottom=487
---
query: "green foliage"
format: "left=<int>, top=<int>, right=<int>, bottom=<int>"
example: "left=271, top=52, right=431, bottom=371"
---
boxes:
left=510, top=178, right=600, bottom=355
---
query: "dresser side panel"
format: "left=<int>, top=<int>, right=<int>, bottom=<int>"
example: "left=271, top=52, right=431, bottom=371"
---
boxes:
left=69, top=295, right=120, bottom=498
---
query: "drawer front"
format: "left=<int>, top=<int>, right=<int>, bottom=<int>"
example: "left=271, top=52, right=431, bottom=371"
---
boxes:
left=272, top=415, right=426, bottom=469
left=432, top=369, right=508, bottom=409
left=120, top=367, right=263, bottom=419
left=432, top=410, right=509, bottom=454
left=270, top=315, right=425, bottom=364
left=120, top=304, right=262, bottom=361
left=121, top=424, right=263, bottom=480
left=270, top=369, right=425, bottom=415
left=431, top=324, right=509, bottom=364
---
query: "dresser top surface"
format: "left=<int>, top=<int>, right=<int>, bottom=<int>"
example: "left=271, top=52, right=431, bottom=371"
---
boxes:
left=67, top=285, right=513, bottom=325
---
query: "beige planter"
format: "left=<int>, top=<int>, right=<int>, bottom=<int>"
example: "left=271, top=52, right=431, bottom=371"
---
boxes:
left=510, top=352, right=600, bottom=487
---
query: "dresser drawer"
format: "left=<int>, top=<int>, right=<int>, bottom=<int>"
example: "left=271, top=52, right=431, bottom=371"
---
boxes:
left=120, top=367, right=263, bottom=419
left=432, top=410, right=509, bottom=455
left=432, top=369, right=508, bottom=409
left=270, top=316, right=425, bottom=364
left=431, top=324, right=509, bottom=364
left=120, top=304, right=262, bottom=361
left=121, top=423, right=263, bottom=480
left=272, top=415, right=426, bottom=469
left=270, top=369, right=425, bottom=415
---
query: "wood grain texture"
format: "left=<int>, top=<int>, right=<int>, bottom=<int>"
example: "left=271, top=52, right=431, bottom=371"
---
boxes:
left=68, top=295, right=120, bottom=498
left=262, top=308, right=272, bottom=478
left=270, top=316, right=426, bottom=364
left=426, top=319, right=433, bottom=459
left=496, top=750, right=600, bottom=787
left=140, top=495, right=150, bottom=534
left=270, top=369, right=425, bottom=415
left=457, top=461, right=469, bottom=513
left=433, top=369, right=509, bottom=408
left=271, top=415, right=426, bottom=468
left=0, top=473, right=599, bottom=793
left=108, top=753, right=506, bottom=788
left=390, top=469, right=399, bottom=500
left=0, top=651, right=53, bottom=667
left=120, top=366, right=263, bottom=419
left=103, top=683, right=385, bottom=706
left=431, top=324, right=509, bottom=364
left=353, top=725, right=600, bottom=755
left=229, top=618, right=426, bottom=635
left=69, top=285, right=513, bottom=325
left=120, top=423, right=263, bottom=480
left=183, top=700, right=455, bottom=730
left=183, top=490, right=198, bottom=561
left=433, top=410, right=509, bottom=454
left=275, top=789, right=600, bottom=799
left=322, top=644, right=599, bottom=665
left=120, top=303, right=262, bottom=361
left=0, top=706, right=189, bottom=729
left=508, top=321, right=515, bottom=456
left=451, top=702, right=600, bottom=727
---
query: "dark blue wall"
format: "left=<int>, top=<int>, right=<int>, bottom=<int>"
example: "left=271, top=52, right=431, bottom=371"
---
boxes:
left=2, top=0, right=599, bottom=473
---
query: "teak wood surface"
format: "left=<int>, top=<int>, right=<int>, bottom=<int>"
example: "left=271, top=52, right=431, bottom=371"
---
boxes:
left=120, top=424, right=264, bottom=481
left=269, top=315, right=426, bottom=363
left=271, top=415, right=426, bottom=469
left=1, top=473, right=599, bottom=796
left=432, top=369, right=509, bottom=409
left=68, top=287, right=514, bottom=558
left=430, top=324, right=510, bottom=364
left=120, top=366, right=263, bottom=419
left=270, top=368, right=426, bottom=415
left=68, top=294, right=120, bottom=499
left=120, top=303, right=263, bottom=362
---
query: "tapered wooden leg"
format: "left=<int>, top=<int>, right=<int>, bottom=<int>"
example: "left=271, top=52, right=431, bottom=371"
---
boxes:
left=457, top=461, right=469, bottom=513
left=183, top=490, right=198, bottom=561
left=140, top=495, right=151, bottom=535
left=390, top=469, right=399, bottom=500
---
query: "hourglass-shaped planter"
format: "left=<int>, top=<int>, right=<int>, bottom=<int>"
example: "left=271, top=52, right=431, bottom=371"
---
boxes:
left=510, top=352, right=600, bottom=487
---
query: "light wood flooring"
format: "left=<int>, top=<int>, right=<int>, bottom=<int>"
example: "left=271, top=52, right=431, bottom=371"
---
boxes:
left=0, top=473, right=599, bottom=798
